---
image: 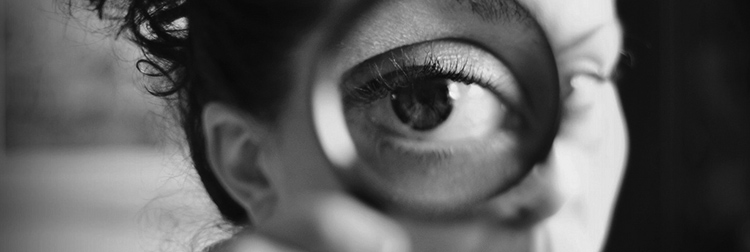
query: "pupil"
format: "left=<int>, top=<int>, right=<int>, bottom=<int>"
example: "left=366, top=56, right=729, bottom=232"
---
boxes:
left=390, top=79, right=454, bottom=131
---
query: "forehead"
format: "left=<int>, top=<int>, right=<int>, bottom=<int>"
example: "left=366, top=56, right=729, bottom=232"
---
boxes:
left=337, top=0, right=621, bottom=78
left=517, top=0, right=622, bottom=77
left=455, top=0, right=621, bottom=77
left=518, top=0, right=618, bottom=47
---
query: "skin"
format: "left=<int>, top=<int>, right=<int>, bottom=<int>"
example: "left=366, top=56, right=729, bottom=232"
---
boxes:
left=202, top=0, right=626, bottom=251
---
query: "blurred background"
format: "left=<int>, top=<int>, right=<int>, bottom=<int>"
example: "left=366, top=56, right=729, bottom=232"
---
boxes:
left=1, top=0, right=749, bottom=251
left=1, top=0, right=225, bottom=251
left=608, top=0, right=750, bottom=251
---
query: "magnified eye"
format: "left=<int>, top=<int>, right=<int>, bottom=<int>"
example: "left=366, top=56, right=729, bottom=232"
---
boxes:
left=355, top=73, right=509, bottom=142
left=338, top=40, right=533, bottom=215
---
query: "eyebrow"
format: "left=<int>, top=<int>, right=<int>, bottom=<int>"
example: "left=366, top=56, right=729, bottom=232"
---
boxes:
left=453, top=0, right=532, bottom=23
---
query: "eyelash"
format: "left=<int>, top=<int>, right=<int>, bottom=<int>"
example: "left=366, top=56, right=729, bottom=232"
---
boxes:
left=344, top=54, right=495, bottom=105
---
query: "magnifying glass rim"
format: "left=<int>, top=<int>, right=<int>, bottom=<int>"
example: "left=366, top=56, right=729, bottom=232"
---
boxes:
left=308, top=0, right=561, bottom=219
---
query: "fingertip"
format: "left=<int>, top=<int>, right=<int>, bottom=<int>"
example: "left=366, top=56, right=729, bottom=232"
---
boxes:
left=261, top=193, right=410, bottom=252
left=314, top=194, right=411, bottom=252
left=378, top=233, right=411, bottom=252
left=217, top=234, right=303, bottom=252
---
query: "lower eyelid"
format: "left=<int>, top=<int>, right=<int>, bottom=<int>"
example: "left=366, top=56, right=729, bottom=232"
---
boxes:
left=375, top=132, right=514, bottom=160
left=376, top=138, right=455, bottom=166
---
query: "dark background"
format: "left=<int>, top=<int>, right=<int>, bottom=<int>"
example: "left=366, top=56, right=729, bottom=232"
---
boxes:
left=607, top=0, right=750, bottom=251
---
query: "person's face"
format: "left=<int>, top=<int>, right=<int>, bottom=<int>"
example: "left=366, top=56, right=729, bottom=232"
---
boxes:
left=204, top=0, right=626, bottom=251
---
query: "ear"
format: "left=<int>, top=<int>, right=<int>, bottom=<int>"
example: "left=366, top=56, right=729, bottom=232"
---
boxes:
left=202, top=102, right=277, bottom=223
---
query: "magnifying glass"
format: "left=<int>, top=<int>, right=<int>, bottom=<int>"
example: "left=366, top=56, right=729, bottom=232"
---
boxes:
left=309, top=0, right=561, bottom=220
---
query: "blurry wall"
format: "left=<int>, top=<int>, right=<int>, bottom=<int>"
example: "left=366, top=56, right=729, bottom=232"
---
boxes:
left=4, top=0, right=162, bottom=149
left=1, top=1, right=220, bottom=252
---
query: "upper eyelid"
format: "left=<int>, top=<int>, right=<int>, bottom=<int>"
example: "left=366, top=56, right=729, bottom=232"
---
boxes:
left=350, top=52, right=489, bottom=90
left=340, top=39, right=526, bottom=108
left=341, top=59, right=484, bottom=107
left=371, top=54, right=482, bottom=84
left=347, top=43, right=486, bottom=86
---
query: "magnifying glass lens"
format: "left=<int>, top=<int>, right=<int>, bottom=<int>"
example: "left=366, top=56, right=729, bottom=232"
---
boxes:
left=310, top=2, right=559, bottom=219
left=312, top=46, right=545, bottom=218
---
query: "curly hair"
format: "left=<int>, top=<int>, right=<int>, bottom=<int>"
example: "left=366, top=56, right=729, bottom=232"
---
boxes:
left=86, top=0, right=331, bottom=226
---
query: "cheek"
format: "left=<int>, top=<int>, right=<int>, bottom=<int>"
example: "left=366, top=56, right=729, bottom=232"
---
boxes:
left=396, top=76, right=627, bottom=251
left=484, top=75, right=627, bottom=250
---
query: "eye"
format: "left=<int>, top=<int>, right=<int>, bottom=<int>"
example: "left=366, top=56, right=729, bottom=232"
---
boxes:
left=391, top=78, right=501, bottom=136
left=338, top=40, right=532, bottom=215
left=351, top=68, right=511, bottom=142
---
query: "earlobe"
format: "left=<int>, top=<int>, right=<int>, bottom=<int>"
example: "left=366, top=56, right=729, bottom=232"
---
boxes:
left=202, top=102, right=277, bottom=223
